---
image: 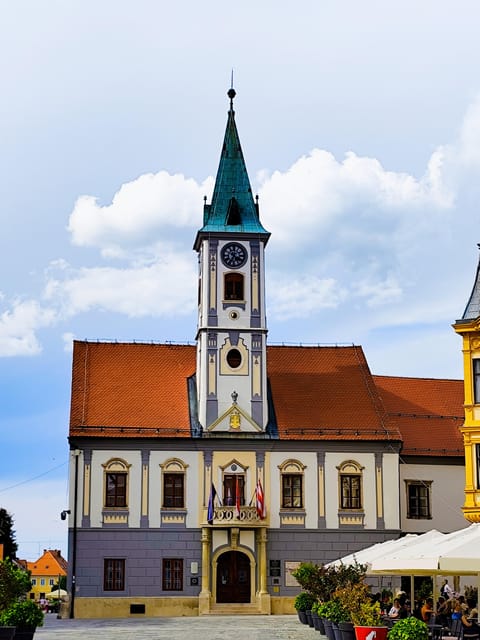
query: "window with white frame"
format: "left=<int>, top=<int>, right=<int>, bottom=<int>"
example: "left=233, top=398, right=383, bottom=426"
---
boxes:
left=337, top=460, right=364, bottom=510
left=102, top=458, right=131, bottom=509
left=160, top=458, right=188, bottom=509
left=279, top=460, right=305, bottom=509
left=405, top=480, right=432, bottom=519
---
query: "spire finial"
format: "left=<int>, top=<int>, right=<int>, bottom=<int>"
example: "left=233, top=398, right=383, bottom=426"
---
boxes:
left=227, top=69, right=236, bottom=110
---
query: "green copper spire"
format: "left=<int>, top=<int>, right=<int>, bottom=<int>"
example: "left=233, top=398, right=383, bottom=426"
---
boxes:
left=195, top=88, right=270, bottom=241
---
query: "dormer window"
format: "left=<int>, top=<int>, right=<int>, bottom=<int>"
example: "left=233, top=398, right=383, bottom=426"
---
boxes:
left=226, top=197, right=241, bottom=225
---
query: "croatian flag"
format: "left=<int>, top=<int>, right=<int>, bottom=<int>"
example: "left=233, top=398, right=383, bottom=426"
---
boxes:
left=235, top=476, right=241, bottom=518
left=256, top=479, right=266, bottom=519
left=207, top=483, right=217, bottom=525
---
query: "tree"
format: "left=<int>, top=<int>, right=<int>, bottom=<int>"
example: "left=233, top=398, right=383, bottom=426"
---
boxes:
left=0, top=559, right=31, bottom=613
left=52, top=575, right=67, bottom=591
left=0, top=509, right=18, bottom=560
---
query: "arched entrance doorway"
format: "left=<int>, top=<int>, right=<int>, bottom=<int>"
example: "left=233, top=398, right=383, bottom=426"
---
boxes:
left=216, top=550, right=250, bottom=603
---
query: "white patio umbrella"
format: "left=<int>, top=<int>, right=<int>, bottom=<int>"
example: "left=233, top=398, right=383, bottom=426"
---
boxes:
left=372, top=530, right=451, bottom=574
left=46, top=588, right=68, bottom=599
left=326, top=534, right=424, bottom=570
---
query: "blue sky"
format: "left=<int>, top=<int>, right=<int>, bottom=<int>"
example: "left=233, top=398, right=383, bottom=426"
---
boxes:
left=1, top=0, right=480, bottom=560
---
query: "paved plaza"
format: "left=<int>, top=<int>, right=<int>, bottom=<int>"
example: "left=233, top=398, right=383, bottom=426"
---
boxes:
left=35, top=613, right=317, bottom=639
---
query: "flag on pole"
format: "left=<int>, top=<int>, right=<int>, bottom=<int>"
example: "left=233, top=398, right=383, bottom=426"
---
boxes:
left=207, top=483, right=217, bottom=525
left=256, top=479, right=266, bottom=519
left=235, top=475, right=241, bottom=518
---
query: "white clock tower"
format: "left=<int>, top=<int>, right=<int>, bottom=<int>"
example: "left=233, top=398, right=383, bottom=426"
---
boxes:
left=193, top=88, right=271, bottom=435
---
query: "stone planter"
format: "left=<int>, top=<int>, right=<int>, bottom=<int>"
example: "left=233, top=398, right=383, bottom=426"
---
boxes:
left=323, top=619, right=335, bottom=640
left=332, top=622, right=343, bottom=640
left=14, top=627, right=37, bottom=640
left=312, top=611, right=324, bottom=633
left=339, top=621, right=355, bottom=640
left=0, top=628, right=16, bottom=640
left=297, top=610, right=308, bottom=625
left=306, top=611, right=314, bottom=628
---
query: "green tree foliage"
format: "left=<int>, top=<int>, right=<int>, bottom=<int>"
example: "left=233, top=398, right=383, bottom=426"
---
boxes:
left=52, top=575, right=67, bottom=591
left=0, top=559, right=32, bottom=614
left=0, top=509, right=18, bottom=560
left=387, top=616, right=429, bottom=640
left=291, top=561, right=368, bottom=602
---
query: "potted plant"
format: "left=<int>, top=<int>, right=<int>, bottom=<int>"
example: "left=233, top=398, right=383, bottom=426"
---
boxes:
left=294, top=591, right=316, bottom=625
left=0, top=560, right=33, bottom=640
left=320, top=598, right=350, bottom=640
left=334, top=582, right=387, bottom=640
left=0, top=600, right=44, bottom=640
left=387, top=617, right=429, bottom=640
left=312, top=600, right=326, bottom=634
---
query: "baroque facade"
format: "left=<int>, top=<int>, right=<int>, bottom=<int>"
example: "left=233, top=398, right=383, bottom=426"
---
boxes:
left=66, top=89, right=467, bottom=618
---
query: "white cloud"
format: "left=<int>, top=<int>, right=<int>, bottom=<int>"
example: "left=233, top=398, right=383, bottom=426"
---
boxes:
left=44, top=253, right=196, bottom=318
left=0, top=299, right=56, bottom=357
left=68, top=171, right=214, bottom=256
left=267, top=274, right=347, bottom=320
left=5, top=95, right=480, bottom=359
left=62, top=332, right=75, bottom=353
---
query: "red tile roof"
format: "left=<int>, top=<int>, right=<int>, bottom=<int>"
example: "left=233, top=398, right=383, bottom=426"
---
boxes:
left=267, top=345, right=398, bottom=440
left=27, top=549, right=68, bottom=577
left=374, top=375, right=464, bottom=456
left=69, top=341, right=464, bottom=454
left=70, top=341, right=195, bottom=437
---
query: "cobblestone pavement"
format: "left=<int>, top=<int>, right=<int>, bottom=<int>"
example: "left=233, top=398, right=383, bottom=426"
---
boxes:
left=36, top=613, right=318, bottom=639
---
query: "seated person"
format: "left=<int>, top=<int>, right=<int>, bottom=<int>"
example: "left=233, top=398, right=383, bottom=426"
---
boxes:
left=452, top=601, right=464, bottom=620
left=461, top=599, right=480, bottom=638
left=421, top=598, right=434, bottom=623
left=388, top=599, right=402, bottom=619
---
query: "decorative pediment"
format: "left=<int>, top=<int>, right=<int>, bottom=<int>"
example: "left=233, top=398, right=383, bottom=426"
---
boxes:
left=207, top=401, right=262, bottom=433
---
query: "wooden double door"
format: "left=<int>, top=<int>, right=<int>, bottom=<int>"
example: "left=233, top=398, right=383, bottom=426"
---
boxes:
left=216, top=550, right=251, bottom=603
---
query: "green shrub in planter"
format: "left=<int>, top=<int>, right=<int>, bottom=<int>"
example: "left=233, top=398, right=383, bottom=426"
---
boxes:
left=294, top=591, right=316, bottom=612
left=320, top=598, right=350, bottom=623
left=0, top=600, right=44, bottom=630
left=387, top=617, right=429, bottom=640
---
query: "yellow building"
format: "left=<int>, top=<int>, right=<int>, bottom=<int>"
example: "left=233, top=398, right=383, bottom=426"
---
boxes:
left=27, top=549, right=68, bottom=602
left=453, top=249, right=480, bottom=523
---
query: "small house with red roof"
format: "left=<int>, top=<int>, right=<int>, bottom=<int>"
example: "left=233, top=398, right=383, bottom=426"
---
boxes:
left=66, top=89, right=467, bottom=619
left=27, top=549, right=68, bottom=603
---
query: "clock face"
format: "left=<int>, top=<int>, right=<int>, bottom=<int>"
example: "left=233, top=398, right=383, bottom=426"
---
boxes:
left=221, top=242, right=247, bottom=268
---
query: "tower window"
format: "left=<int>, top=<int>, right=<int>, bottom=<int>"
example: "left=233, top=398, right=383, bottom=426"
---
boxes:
left=474, top=359, right=480, bottom=403
left=224, top=273, right=244, bottom=300
left=476, top=444, right=480, bottom=490
left=226, top=349, right=242, bottom=369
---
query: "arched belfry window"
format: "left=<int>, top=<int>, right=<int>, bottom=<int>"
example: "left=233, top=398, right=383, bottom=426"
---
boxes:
left=226, top=197, right=241, bottom=225
left=224, top=273, right=244, bottom=301
left=337, top=460, right=364, bottom=510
